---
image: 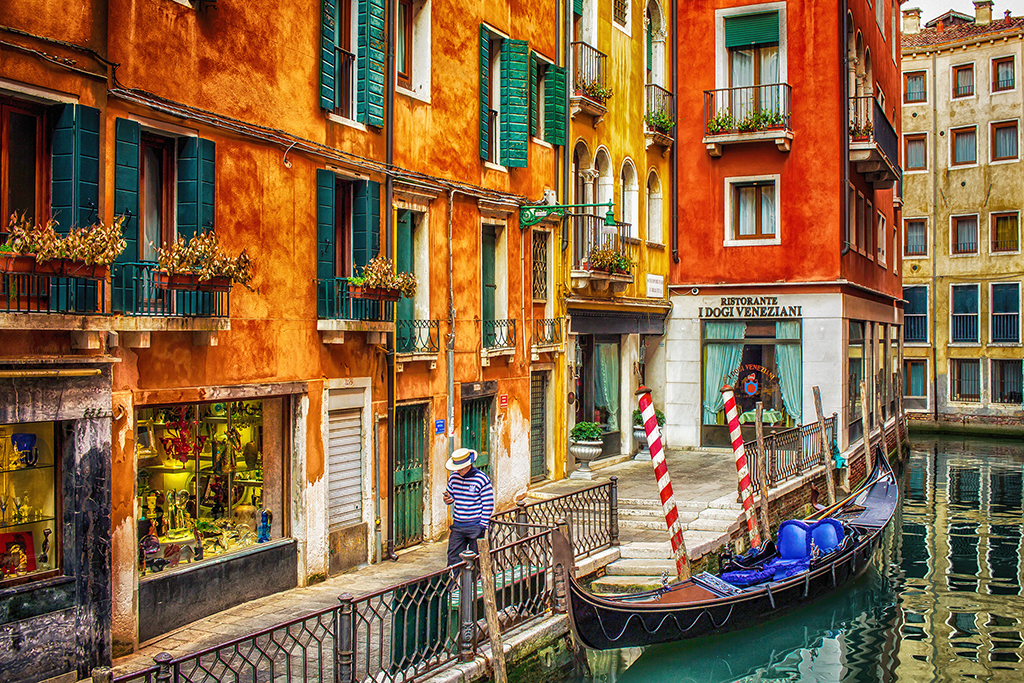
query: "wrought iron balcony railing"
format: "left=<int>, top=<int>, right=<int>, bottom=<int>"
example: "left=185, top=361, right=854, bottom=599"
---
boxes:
left=482, top=318, right=516, bottom=350
left=848, top=96, right=899, bottom=167
left=951, top=314, right=978, bottom=343
left=904, top=314, right=927, bottom=343
left=533, top=317, right=562, bottom=346
left=570, top=213, right=635, bottom=275
left=703, top=83, right=792, bottom=135
left=992, top=313, right=1020, bottom=344
left=571, top=41, right=608, bottom=101
left=1, top=272, right=107, bottom=315
left=112, top=262, right=228, bottom=318
left=397, top=318, right=440, bottom=354
left=645, top=83, right=674, bottom=132
left=332, top=47, right=355, bottom=119
left=317, top=278, right=394, bottom=322
left=992, top=238, right=1020, bottom=253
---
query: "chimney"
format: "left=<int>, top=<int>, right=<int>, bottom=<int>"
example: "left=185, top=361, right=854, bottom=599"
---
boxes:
left=903, top=7, right=922, bottom=34
left=974, top=0, right=993, bottom=26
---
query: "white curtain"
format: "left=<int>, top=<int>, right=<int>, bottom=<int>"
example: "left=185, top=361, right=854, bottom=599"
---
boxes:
left=760, top=46, right=780, bottom=113
left=594, top=343, right=620, bottom=430
left=775, top=322, right=802, bottom=423
left=995, top=125, right=1017, bottom=159
left=956, top=67, right=974, bottom=94
left=731, top=49, right=754, bottom=117
left=737, top=186, right=757, bottom=235
left=907, top=139, right=925, bottom=169
left=760, top=184, right=776, bottom=235
left=702, top=322, right=747, bottom=424
left=955, top=130, right=976, bottom=164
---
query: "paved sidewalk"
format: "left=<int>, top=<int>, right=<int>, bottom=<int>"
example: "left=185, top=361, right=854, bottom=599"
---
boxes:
left=112, top=447, right=736, bottom=676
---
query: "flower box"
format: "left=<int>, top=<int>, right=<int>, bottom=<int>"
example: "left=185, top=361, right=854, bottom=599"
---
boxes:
left=154, top=271, right=232, bottom=292
left=349, top=285, right=401, bottom=302
left=0, top=254, right=108, bottom=279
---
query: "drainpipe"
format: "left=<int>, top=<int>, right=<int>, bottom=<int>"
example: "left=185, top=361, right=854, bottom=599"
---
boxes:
left=373, top=412, right=383, bottom=563
left=930, top=52, right=939, bottom=422
left=385, top=0, right=399, bottom=562
left=670, top=0, right=679, bottom=263
left=562, top=0, right=572, bottom=251
left=840, top=0, right=851, bottom=257
left=447, top=189, right=456, bottom=457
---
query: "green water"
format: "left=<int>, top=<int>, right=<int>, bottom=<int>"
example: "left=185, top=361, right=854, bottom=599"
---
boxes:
left=562, top=435, right=1024, bottom=683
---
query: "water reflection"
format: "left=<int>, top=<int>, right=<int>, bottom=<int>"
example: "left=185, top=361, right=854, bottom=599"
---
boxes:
left=572, top=436, right=1024, bottom=683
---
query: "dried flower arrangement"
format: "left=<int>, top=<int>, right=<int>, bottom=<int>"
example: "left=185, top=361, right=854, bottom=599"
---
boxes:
left=585, top=245, right=632, bottom=275
left=2, top=212, right=127, bottom=266
left=155, top=231, right=254, bottom=290
left=348, top=256, right=417, bottom=299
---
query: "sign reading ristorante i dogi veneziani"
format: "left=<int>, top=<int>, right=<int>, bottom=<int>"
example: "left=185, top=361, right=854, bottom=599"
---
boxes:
left=699, top=296, right=802, bottom=319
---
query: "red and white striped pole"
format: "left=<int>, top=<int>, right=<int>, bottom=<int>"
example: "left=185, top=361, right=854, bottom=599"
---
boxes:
left=721, top=384, right=762, bottom=550
left=636, top=386, right=690, bottom=581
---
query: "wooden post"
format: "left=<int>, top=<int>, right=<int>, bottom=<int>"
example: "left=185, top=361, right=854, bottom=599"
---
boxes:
left=752, top=403, right=772, bottom=542
left=859, top=379, right=873, bottom=474
left=475, top=536, right=508, bottom=683
left=874, top=375, right=886, bottom=460
left=894, top=371, right=906, bottom=451
left=812, top=387, right=837, bottom=506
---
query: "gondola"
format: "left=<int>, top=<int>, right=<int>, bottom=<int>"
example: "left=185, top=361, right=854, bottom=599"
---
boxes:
left=554, top=449, right=899, bottom=650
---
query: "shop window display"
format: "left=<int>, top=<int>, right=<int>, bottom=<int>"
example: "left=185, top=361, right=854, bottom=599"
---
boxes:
left=0, top=421, right=58, bottom=586
left=136, top=400, right=279, bottom=577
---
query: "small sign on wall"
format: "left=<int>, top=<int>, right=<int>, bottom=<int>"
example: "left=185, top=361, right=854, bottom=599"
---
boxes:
left=499, top=394, right=509, bottom=408
left=647, top=274, right=664, bottom=298
left=435, top=419, right=445, bottom=435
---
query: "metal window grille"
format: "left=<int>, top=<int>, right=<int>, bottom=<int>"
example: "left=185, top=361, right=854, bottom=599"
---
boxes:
left=532, top=231, right=548, bottom=300
left=992, top=359, right=1023, bottom=404
left=950, top=359, right=981, bottom=402
left=394, top=404, right=427, bottom=549
left=613, top=0, right=628, bottom=26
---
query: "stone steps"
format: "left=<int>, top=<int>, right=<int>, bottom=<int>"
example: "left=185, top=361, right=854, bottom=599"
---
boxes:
left=591, top=575, right=664, bottom=595
left=604, top=558, right=679, bottom=576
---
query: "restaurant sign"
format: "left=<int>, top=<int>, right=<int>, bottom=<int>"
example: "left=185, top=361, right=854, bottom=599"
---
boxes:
left=699, top=296, right=802, bottom=319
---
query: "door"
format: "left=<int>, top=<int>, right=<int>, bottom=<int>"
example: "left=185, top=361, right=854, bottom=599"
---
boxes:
left=328, top=409, right=363, bottom=574
left=530, top=372, right=548, bottom=482
left=461, top=396, right=492, bottom=477
left=481, top=225, right=497, bottom=347
left=393, top=404, right=425, bottom=549
left=396, top=210, right=415, bottom=352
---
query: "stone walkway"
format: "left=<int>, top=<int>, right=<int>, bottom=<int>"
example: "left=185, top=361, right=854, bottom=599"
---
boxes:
left=111, top=447, right=737, bottom=676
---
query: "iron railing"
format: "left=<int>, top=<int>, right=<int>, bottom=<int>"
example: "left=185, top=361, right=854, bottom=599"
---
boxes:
left=645, top=83, right=674, bottom=132
left=396, top=319, right=440, bottom=354
left=112, top=262, right=229, bottom=317
left=317, top=278, right=395, bottom=322
left=904, top=314, right=927, bottom=343
left=950, top=359, right=981, bottom=401
left=333, top=47, right=356, bottom=119
left=703, top=83, right=792, bottom=136
left=482, top=318, right=516, bottom=350
left=745, top=415, right=837, bottom=493
left=533, top=317, right=562, bottom=346
left=849, top=97, right=899, bottom=168
left=1, top=273, right=106, bottom=314
left=951, top=314, right=978, bottom=343
left=992, top=313, right=1020, bottom=343
left=571, top=42, right=607, bottom=102
left=992, top=237, right=1020, bottom=253
left=570, top=213, right=635, bottom=274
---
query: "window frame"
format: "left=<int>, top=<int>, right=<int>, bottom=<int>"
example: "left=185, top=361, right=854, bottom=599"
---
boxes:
left=951, top=214, right=979, bottom=256
left=903, top=71, right=927, bottom=104
left=613, top=0, right=630, bottom=32
left=904, top=132, right=927, bottom=171
left=138, top=133, right=177, bottom=261
left=903, top=284, right=929, bottom=344
left=950, top=125, right=977, bottom=167
left=903, top=358, right=928, bottom=399
left=904, top=218, right=928, bottom=257
left=0, top=97, right=48, bottom=238
left=395, top=0, right=413, bottom=90
left=992, top=55, right=1015, bottom=93
left=876, top=211, right=886, bottom=267
left=990, top=119, right=1019, bottom=163
left=990, top=211, right=1020, bottom=254
left=990, top=358, right=1023, bottom=404
left=989, top=281, right=1021, bottom=345
left=723, top=174, right=780, bottom=246
left=950, top=283, right=981, bottom=345
left=714, top=4, right=788, bottom=93
left=951, top=63, right=975, bottom=99
left=949, top=358, right=981, bottom=403
left=333, top=177, right=354, bottom=278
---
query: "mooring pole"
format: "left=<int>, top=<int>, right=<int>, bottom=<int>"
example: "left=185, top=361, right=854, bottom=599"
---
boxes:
left=812, top=386, right=837, bottom=506
left=752, top=402, right=771, bottom=543
left=721, top=384, right=761, bottom=550
left=859, top=379, right=874, bottom=474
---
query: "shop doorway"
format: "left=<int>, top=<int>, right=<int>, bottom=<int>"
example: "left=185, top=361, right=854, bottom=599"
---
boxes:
left=393, top=404, right=426, bottom=550
left=461, top=396, right=492, bottom=477
left=327, top=408, right=364, bottom=574
left=574, top=334, right=622, bottom=458
left=530, top=372, right=548, bottom=482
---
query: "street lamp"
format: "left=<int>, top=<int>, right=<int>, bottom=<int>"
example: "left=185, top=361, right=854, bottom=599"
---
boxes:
left=519, top=200, right=617, bottom=229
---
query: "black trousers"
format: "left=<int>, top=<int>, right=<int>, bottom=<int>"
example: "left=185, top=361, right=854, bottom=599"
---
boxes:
left=447, top=524, right=485, bottom=567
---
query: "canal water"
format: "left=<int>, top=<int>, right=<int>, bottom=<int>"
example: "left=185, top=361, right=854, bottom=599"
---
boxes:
left=552, top=434, right=1024, bottom=683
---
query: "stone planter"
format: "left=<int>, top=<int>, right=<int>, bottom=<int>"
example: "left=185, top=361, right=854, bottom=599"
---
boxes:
left=569, top=439, right=603, bottom=480
left=633, top=425, right=649, bottom=461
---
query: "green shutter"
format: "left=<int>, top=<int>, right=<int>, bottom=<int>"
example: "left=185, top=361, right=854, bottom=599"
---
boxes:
left=357, top=0, right=385, bottom=126
left=320, top=0, right=337, bottom=110
left=316, top=169, right=336, bottom=318
left=544, top=65, right=566, bottom=147
left=176, top=137, right=215, bottom=238
left=529, top=53, right=538, bottom=138
left=481, top=224, right=497, bottom=326
left=500, top=39, right=529, bottom=168
left=114, top=118, right=141, bottom=262
left=199, top=138, right=216, bottom=232
left=724, top=12, right=779, bottom=48
left=646, top=19, right=653, bottom=67
left=396, top=210, right=414, bottom=326
left=352, top=179, right=380, bottom=270
left=50, top=104, right=100, bottom=232
left=574, top=0, right=583, bottom=16
left=480, top=25, right=490, bottom=159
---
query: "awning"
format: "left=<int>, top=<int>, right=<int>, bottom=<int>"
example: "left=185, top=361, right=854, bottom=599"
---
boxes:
left=569, top=309, right=666, bottom=335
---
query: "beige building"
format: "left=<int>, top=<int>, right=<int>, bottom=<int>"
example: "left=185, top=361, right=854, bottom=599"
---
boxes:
left=900, top=2, right=1024, bottom=423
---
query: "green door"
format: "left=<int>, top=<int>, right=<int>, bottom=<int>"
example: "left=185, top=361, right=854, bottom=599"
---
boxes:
left=530, top=372, right=547, bottom=481
left=393, top=404, right=425, bottom=549
left=396, top=210, right=415, bottom=352
left=481, top=225, right=497, bottom=347
left=461, top=396, right=492, bottom=477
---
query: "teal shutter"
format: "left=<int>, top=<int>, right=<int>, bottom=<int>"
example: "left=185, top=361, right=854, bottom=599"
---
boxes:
left=646, top=20, right=653, bottom=67
left=50, top=104, right=100, bottom=232
left=481, top=225, right=497, bottom=346
left=724, top=12, right=779, bottom=48
left=500, top=39, right=529, bottom=168
left=114, top=118, right=141, bottom=262
left=320, top=0, right=337, bottom=110
left=352, top=179, right=380, bottom=271
left=316, top=169, right=336, bottom=317
left=199, top=139, right=216, bottom=232
left=176, top=137, right=216, bottom=239
left=396, top=210, right=414, bottom=350
left=529, top=53, right=538, bottom=138
left=479, top=26, right=490, bottom=159
left=357, top=0, right=385, bottom=126
left=544, top=65, right=566, bottom=147
left=573, top=0, right=583, bottom=16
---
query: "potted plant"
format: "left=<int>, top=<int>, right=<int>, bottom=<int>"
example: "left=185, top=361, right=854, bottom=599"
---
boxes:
left=849, top=120, right=873, bottom=140
left=1, top=212, right=127, bottom=279
left=632, top=407, right=666, bottom=460
left=347, top=256, right=417, bottom=302
left=579, top=79, right=613, bottom=104
left=645, top=108, right=675, bottom=134
left=569, top=421, right=604, bottom=479
left=154, top=231, right=254, bottom=292
left=705, top=112, right=735, bottom=135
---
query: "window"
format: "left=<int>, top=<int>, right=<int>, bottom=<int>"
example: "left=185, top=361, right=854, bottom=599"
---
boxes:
left=620, top=160, right=639, bottom=238
left=396, top=0, right=412, bottom=89
left=139, top=134, right=175, bottom=262
left=904, top=359, right=927, bottom=397
left=991, top=121, right=1018, bottom=161
left=847, top=184, right=856, bottom=250
left=480, top=27, right=533, bottom=168
left=992, top=359, right=1023, bottom=404
left=613, top=0, right=628, bottom=27
left=865, top=199, right=874, bottom=258
left=646, top=171, right=663, bottom=244
left=531, top=58, right=547, bottom=140
left=904, top=285, right=928, bottom=343
left=993, top=56, right=1015, bottom=92
left=480, top=221, right=510, bottom=349
left=991, top=213, right=1020, bottom=253
left=725, top=12, right=781, bottom=120
left=952, top=215, right=978, bottom=255
left=856, top=193, right=866, bottom=253
left=950, top=359, right=981, bottom=401
left=847, top=321, right=864, bottom=438
left=532, top=230, right=548, bottom=300
left=903, top=72, right=926, bottom=103
left=0, top=98, right=45, bottom=234
left=905, top=219, right=927, bottom=256
left=905, top=134, right=927, bottom=170
left=875, top=0, right=884, bottom=29
left=0, top=421, right=60, bottom=587
left=952, top=64, right=974, bottom=98
left=877, top=212, right=886, bottom=266
left=991, top=283, right=1020, bottom=344
left=951, top=126, right=976, bottom=166
left=528, top=54, right=566, bottom=147
left=394, top=0, right=431, bottom=97
left=951, top=284, right=979, bottom=343
left=729, top=179, right=777, bottom=241
left=320, top=0, right=384, bottom=124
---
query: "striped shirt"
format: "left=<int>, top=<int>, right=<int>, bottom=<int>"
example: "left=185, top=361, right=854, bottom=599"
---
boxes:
left=446, top=467, right=494, bottom=528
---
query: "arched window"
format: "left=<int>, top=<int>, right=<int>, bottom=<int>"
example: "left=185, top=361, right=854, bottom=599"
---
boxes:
left=645, top=0, right=667, bottom=87
left=620, top=159, right=639, bottom=238
left=594, top=148, right=613, bottom=211
left=572, top=141, right=592, bottom=205
left=646, top=171, right=663, bottom=244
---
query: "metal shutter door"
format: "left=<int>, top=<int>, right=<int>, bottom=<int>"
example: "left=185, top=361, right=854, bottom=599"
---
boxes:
left=328, top=409, right=363, bottom=531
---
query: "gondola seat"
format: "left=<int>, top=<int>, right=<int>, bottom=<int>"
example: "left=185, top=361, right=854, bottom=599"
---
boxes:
left=721, top=518, right=845, bottom=587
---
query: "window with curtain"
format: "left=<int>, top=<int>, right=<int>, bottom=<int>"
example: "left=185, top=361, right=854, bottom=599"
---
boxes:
left=993, top=57, right=1015, bottom=92
left=952, top=127, right=976, bottom=165
left=725, top=12, right=781, bottom=120
left=991, top=283, right=1020, bottom=344
left=991, top=213, right=1019, bottom=252
left=992, top=121, right=1018, bottom=161
left=950, top=359, right=980, bottom=401
left=904, top=219, right=927, bottom=256
left=952, top=215, right=978, bottom=255
left=593, top=341, right=620, bottom=432
left=774, top=321, right=802, bottom=424
left=847, top=321, right=864, bottom=428
left=396, top=0, right=412, bottom=89
left=702, top=321, right=746, bottom=425
left=877, top=213, right=886, bottom=265
left=904, top=72, right=926, bottom=103
left=953, top=64, right=974, bottom=98
left=991, top=359, right=1023, bottom=404
left=731, top=180, right=776, bottom=239
left=951, top=284, right=979, bottom=343
left=905, top=134, right=926, bottom=170
left=903, top=359, right=926, bottom=397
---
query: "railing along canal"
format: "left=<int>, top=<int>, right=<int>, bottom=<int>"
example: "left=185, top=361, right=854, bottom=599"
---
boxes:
left=744, top=414, right=838, bottom=493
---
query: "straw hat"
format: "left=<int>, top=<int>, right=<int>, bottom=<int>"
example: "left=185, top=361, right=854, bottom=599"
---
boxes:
left=445, top=448, right=477, bottom=471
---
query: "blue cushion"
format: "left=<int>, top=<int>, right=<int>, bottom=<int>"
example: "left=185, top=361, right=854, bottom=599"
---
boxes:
left=766, top=557, right=810, bottom=581
left=721, top=566, right=776, bottom=587
left=776, top=520, right=812, bottom=560
left=810, top=519, right=844, bottom=555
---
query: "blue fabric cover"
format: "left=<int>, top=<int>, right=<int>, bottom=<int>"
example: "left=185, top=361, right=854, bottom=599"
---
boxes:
left=811, top=519, right=844, bottom=555
left=776, top=520, right=811, bottom=559
left=721, top=518, right=845, bottom=588
left=721, top=566, right=776, bottom=587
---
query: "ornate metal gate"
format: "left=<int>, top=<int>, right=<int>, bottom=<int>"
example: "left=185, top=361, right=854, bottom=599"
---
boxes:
left=393, top=404, right=426, bottom=549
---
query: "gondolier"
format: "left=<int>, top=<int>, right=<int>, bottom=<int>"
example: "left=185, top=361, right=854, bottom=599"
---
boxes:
left=443, top=447, right=494, bottom=566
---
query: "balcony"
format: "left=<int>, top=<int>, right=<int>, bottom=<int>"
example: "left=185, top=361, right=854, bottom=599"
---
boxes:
left=481, top=318, right=516, bottom=366
left=2, top=272, right=106, bottom=317
left=992, top=313, right=1020, bottom=344
left=532, top=317, right=562, bottom=360
left=904, top=314, right=927, bottom=343
left=396, top=319, right=440, bottom=371
left=848, top=97, right=901, bottom=189
left=703, top=83, right=793, bottom=156
left=571, top=42, right=609, bottom=124
left=569, top=213, right=635, bottom=295
left=317, top=277, right=395, bottom=344
left=644, top=84, right=674, bottom=152
left=951, top=314, right=978, bottom=344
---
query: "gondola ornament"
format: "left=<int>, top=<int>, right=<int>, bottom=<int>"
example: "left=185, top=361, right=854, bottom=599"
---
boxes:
left=721, top=383, right=762, bottom=550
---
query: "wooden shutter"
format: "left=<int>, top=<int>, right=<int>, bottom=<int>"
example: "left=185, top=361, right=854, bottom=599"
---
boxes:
left=316, top=169, right=336, bottom=318
left=50, top=104, right=100, bottom=232
left=500, top=39, right=529, bottom=168
left=396, top=209, right=414, bottom=323
left=724, top=12, right=779, bottom=48
left=544, top=65, right=566, bottom=147
left=176, top=137, right=216, bottom=238
left=529, top=53, right=538, bottom=138
left=320, top=0, right=338, bottom=110
left=352, top=179, right=380, bottom=271
left=574, top=0, right=583, bottom=16
left=479, top=25, right=490, bottom=159
left=114, top=118, right=141, bottom=262
left=481, top=225, right=497, bottom=326
left=357, top=0, right=385, bottom=126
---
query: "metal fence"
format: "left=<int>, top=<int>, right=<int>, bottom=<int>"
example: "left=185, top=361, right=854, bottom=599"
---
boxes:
left=482, top=318, right=516, bottom=350
left=317, top=278, right=395, bottom=322
left=397, top=319, right=440, bottom=354
left=1, top=272, right=107, bottom=314
left=744, top=415, right=837, bottom=493
left=533, top=317, right=562, bottom=346
left=703, top=83, right=791, bottom=135
left=112, top=262, right=229, bottom=317
left=645, top=84, right=673, bottom=130
left=848, top=96, right=899, bottom=169
left=571, top=42, right=607, bottom=100
left=570, top=213, right=635, bottom=274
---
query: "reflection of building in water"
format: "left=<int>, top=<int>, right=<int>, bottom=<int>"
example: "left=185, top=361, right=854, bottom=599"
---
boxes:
left=897, top=443, right=1024, bottom=681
